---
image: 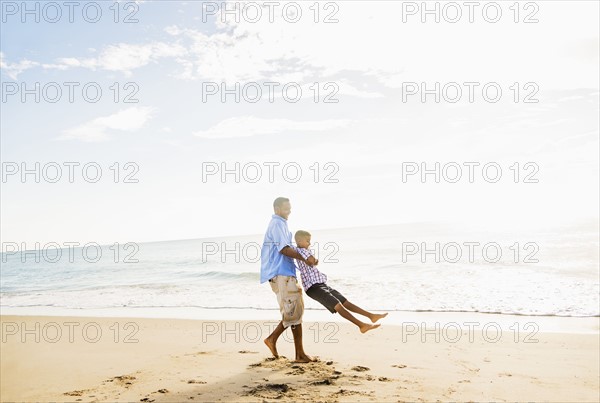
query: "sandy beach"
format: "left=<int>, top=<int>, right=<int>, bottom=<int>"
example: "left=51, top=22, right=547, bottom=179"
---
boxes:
left=1, top=313, right=598, bottom=402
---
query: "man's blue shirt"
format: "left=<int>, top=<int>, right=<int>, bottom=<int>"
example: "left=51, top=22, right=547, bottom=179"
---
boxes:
left=260, top=214, right=296, bottom=283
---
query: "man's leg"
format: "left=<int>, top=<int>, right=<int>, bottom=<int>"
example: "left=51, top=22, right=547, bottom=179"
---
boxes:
left=264, top=321, right=285, bottom=358
left=265, top=322, right=315, bottom=362
left=342, top=300, right=388, bottom=323
left=334, top=302, right=380, bottom=333
left=286, top=277, right=315, bottom=363
left=265, top=276, right=287, bottom=358
left=291, top=323, right=314, bottom=363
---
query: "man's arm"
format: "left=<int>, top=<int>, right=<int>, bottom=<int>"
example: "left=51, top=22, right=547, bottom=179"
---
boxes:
left=280, top=246, right=318, bottom=266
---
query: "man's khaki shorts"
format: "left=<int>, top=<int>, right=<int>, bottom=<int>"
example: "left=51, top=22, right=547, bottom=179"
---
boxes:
left=269, top=275, right=304, bottom=328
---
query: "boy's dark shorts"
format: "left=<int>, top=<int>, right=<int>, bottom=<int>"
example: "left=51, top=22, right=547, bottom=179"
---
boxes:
left=306, top=283, right=347, bottom=314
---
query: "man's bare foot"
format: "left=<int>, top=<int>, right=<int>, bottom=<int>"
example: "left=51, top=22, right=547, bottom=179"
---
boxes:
left=264, top=338, right=278, bottom=358
left=293, top=354, right=317, bottom=363
left=370, top=312, right=388, bottom=323
left=359, top=323, right=381, bottom=333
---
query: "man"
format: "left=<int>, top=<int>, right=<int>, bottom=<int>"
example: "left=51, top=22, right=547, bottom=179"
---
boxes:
left=261, top=197, right=316, bottom=363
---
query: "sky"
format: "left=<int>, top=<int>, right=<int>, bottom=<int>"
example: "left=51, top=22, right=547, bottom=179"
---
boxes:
left=1, top=0, right=599, bottom=246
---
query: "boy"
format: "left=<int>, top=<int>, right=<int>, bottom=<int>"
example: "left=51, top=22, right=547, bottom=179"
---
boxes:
left=294, top=230, right=387, bottom=333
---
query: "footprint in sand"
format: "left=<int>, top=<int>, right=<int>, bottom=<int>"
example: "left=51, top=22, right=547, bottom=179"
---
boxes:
left=351, top=365, right=370, bottom=372
left=249, top=357, right=296, bottom=371
left=445, top=387, right=457, bottom=395
left=309, top=378, right=335, bottom=385
left=186, top=379, right=207, bottom=384
left=140, top=389, right=168, bottom=401
left=331, top=389, right=362, bottom=397
left=63, top=389, right=92, bottom=397
left=184, top=351, right=211, bottom=356
left=109, top=375, right=137, bottom=388
left=243, top=383, right=292, bottom=399
left=251, top=357, right=345, bottom=391
left=456, top=361, right=480, bottom=373
left=285, top=365, right=306, bottom=375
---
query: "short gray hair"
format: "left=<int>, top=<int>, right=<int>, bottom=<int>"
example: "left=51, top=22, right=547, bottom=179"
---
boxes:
left=273, top=197, right=290, bottom=209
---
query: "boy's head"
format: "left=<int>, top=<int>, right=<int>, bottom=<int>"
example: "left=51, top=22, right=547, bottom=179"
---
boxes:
left=294, top=230, right=311, bottom=248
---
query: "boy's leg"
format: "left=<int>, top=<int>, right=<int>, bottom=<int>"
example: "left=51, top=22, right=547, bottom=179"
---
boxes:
left=342, top=300, right=388, bottom=323
left=334, top=303, right=380, bottom=334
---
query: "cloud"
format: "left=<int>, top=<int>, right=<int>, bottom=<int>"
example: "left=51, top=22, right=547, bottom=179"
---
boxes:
left=46, top=42, right=187, bottom=76
left=0, top=52, right=39, bottom=79
left=6, top=1, right=599, bottom=90
left=57, top=106, right=155, bottom=142
left=193, top=116, right=351, bottom=139
left=264, top=80, right=383, bottom=100
left=163, top=1, right=599, bottom=90
left=334, top=80, right=384, bottom=99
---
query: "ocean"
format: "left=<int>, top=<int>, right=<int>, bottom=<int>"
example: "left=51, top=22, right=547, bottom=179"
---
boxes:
left=1, top=222, right=598, bottom=318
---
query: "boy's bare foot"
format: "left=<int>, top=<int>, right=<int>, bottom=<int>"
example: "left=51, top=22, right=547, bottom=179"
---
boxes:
left=264, top=338, right=278, bottom=358
left=293, top=354, right=317, bottom=363
left=360, top=323, right=381, bottom=333
left=370, top=313, right=388, bottom=323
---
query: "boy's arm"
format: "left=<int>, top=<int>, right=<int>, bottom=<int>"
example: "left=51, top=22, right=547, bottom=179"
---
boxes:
left=280, top=245, right=317, bottom=266
left=296, top=247, right=319, bottom=266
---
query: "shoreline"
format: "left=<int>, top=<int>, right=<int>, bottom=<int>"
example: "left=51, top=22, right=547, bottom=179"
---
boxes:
left=2, top=306, right=599, bottom=334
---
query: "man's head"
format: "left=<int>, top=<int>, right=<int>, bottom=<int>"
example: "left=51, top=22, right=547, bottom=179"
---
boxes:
left=294, top=230, right=311, bottom=249
left=273, top=197, right=291, bottom=220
